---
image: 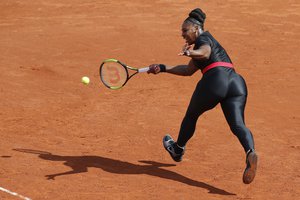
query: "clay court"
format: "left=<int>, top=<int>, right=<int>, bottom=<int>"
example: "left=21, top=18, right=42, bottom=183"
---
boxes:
left=0, top=0, right=299, bottom=199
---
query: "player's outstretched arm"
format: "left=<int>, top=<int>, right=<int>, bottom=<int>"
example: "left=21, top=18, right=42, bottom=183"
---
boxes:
left=148, top=60, right=198, bottom=76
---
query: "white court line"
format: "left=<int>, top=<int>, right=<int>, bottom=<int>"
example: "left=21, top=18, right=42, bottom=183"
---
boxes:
left=0, top=186, right=31, bottom=200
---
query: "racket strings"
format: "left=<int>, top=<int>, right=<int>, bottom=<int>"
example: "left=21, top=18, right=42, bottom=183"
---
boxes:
left=100, top=62, right=128, bottom=88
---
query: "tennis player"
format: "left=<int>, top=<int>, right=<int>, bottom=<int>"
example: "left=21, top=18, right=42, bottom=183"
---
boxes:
left=147, top=8, right=258, bottom=184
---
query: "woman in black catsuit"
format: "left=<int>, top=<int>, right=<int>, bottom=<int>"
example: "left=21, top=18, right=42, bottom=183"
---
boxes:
left=147, top=8, right=258, bottom=184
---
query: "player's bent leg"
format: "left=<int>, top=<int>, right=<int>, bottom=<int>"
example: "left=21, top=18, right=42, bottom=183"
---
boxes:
left=163, top=134, right=185, bottom=162
left=176, top=79, right=221, bottom=147
left=243, top=149, right=258, bottom=184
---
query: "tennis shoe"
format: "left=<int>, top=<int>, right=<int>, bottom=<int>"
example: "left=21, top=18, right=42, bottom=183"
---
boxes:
left=163, top=134, right=185, bottom=162
left=243, top=149, right=258, bottom=184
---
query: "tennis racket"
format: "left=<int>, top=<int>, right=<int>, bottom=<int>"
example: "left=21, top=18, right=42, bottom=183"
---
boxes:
left=99, top=58, right=149, bottom=90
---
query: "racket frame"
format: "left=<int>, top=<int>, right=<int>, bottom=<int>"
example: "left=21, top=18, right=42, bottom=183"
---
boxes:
left=99, top=58, right=148, bottom=90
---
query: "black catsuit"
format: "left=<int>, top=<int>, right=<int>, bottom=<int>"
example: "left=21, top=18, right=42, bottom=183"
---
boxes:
left=177, top=31, right=254, bottom=153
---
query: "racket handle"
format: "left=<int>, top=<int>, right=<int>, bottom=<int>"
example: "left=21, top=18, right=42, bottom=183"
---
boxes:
left=138, top=67, right=149, bottom=73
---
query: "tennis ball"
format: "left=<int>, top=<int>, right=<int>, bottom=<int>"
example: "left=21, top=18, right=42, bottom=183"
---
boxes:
left=81, top=76, right=90, bottom=85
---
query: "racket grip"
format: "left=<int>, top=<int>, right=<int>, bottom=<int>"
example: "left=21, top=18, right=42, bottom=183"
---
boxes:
left=138, top=67, right=149, bottom=73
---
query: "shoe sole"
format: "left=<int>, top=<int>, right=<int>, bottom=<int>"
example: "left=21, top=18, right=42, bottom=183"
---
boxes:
left=243, top=152, right=258, bottom=184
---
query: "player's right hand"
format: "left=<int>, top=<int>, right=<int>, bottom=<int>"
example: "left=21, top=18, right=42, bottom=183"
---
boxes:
left=147, top=64, right=161, bottom=74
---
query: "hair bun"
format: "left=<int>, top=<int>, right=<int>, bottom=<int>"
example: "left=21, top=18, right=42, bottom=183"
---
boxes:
left=189, top=8, right=206, bottom=24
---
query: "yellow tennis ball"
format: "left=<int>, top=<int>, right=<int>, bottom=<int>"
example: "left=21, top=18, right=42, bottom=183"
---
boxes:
left=81, top=76, right=90, bottom=85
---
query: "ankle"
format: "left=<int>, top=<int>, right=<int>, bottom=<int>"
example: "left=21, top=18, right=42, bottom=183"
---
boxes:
left=176, top=143, right=185, bottom=149
left=174, top=143, right=185, bottom=154
left=246, top=149, right=255, bottom=156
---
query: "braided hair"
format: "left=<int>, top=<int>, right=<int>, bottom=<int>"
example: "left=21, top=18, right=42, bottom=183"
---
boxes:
left=184, top=8, right=206, bottom=30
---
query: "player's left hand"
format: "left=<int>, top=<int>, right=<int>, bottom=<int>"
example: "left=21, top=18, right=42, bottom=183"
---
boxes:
left=178, top=43, right=192, bottom=56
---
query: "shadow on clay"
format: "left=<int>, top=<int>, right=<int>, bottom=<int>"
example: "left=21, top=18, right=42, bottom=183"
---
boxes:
left=13, top=148, right=236, bottom=196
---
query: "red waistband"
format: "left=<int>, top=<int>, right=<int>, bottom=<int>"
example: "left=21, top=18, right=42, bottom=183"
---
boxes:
left=201, top=62, right=234, bottom=74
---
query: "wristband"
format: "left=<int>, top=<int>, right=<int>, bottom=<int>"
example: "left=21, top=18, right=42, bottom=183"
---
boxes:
left=159, top=64, right=166, bottom=72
